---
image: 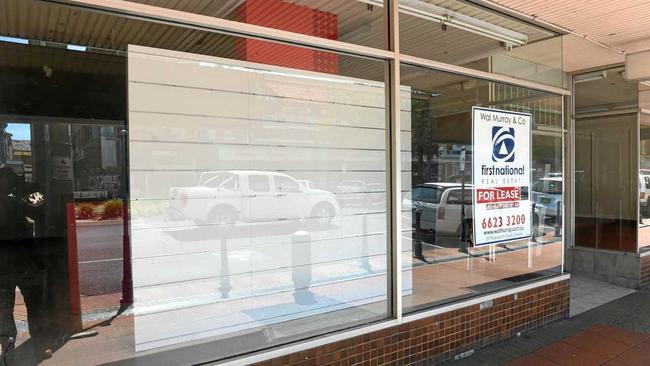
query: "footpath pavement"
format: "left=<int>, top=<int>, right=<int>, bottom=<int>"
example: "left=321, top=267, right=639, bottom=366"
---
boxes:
left=447, top=287, right=650, bottom=366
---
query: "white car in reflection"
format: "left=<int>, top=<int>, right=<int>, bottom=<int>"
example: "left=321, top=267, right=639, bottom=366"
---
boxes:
left=640, top=172, right=650, bottom=216
left=169, top=171, right=340, bottom=225
left=402, top=183, right=473, bottom=236
left=532, top=174, right=562, bottom=226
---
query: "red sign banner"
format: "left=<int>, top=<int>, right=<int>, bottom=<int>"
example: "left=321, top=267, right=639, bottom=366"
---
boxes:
left=476, top=186, right=521, bottom=204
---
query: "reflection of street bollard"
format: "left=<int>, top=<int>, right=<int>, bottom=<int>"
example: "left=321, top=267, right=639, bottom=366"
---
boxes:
left=413, top=209, right=424, bottom=259
left=555, top=201, right=561, bottom=237
left=459, top=218, right=467, bottom=254
left=361, top=214, right=371, bottom=272
left=65, top=202, right=83, bottom=332
left=460, top=218, right=471, bottom=254
left=292, top=231, right=315, bottom=305
left=218, top=238, right=231, bottom=298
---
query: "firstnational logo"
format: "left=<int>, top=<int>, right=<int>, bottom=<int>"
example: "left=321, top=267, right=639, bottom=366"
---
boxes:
left=491, top=126, right=515, bottom=162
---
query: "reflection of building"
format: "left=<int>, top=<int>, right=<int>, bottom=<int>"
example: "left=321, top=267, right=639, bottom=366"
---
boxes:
left=11, top=140, right=32, bottom=182
left=0, top=124, right=31, bottom=181
left=0, top=122, right=12, bottom=164
left=71, top=125, right=123, bottom=198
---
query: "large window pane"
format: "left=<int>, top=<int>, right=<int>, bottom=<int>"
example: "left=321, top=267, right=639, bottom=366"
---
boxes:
left=575, top=114, right=638, bottom=252
left=574, top=67, right=639, bottom=253
left=400, top=64, right=563, bottom=313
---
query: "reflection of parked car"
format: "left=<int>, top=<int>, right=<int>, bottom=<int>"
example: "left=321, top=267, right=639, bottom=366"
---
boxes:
left=402, top=183, right=472, bottom=236
left=640, top=173, right=650, bottom=216
left=532, top=175, right=562, bottom=234
left=169, top=171, right=340, bottom=225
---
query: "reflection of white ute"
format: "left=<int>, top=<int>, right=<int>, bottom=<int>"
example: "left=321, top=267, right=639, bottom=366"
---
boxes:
left=169, top=171, right=340, bottom=225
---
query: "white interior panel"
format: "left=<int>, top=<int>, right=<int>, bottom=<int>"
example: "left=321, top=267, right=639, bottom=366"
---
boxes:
left=128, top=45, right=411, bottom=352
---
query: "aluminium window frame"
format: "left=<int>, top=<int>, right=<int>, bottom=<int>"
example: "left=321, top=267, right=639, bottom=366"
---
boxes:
left=570, top=66, right=643, bottom=254
left=43, top=0, right=570, bottom=96
left=37, top=0, right=570, bottom=364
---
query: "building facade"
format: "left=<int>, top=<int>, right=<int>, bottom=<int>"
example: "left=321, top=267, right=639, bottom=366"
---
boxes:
left=2, top=0, right=646, bottom=365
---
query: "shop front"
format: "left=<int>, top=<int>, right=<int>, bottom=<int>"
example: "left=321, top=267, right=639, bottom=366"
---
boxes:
left=0, top=0, right=570, bottom=365
left=568, top=65, right=650, bottom=290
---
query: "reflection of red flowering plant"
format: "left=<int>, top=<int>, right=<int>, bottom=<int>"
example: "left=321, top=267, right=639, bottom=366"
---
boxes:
left=75, top=202, right=97, bottom=220
left=99, top=199, right=123, bottom=220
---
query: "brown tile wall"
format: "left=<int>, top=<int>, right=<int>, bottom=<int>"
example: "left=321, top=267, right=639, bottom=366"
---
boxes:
left=640, top=255, right=650, bottom=287
left=253, top=279, right=569, bottom=366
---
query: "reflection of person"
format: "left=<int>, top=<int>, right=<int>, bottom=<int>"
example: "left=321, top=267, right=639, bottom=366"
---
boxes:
left=0, top=167, right=52, bottom=360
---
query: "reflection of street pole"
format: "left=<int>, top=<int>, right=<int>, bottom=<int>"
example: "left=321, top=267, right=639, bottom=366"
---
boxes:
left=413, top=208, right=424, bottom=259
left=218, top=238, right=231, bottom=298
left=120, top=129, right=133, bottom=306
left=65, top=202, right=82, bottom=331
left=459, top=146, right=468, bottom=254
left=555, top=201, right=561, bottom=237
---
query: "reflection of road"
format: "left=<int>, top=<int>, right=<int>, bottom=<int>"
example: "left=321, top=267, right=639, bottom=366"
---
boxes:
left=76, top=222, right=123, bottom=296
left=73, top=206, right=383, bottom=299
left=74, top=212, right=560, bottom=298
left=130, top=212, right=387, bottom=294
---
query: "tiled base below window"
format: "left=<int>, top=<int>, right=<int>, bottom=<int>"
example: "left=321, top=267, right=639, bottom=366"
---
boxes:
left=641, top=254, right=650, bottom=287
left=253, top=279, right=569, bottom=366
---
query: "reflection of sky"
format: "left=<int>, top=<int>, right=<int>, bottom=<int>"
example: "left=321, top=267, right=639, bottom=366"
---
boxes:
left=6, top=123, right=31, bottom=140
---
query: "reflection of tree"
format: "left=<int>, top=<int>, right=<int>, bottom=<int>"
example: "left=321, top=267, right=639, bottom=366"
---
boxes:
left=411, top=97, right=438, bottom=186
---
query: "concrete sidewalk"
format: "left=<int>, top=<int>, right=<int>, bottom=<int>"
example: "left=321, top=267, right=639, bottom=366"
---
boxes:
left=447, top=287, right=650, bottom=365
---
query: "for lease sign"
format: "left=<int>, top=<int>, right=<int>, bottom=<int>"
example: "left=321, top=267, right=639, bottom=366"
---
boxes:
left=472, top=107, right=531, bottom=246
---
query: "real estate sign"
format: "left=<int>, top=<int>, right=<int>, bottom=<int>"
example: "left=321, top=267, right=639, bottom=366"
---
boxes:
left=472, top=107, right=532, bottom=246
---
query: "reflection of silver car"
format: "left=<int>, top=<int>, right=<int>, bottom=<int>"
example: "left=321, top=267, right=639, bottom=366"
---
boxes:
left=169, top=171, right=340, bottom=225
left=532, top=175, right=562, bottom=222
left=402, top=183, right=472, bottom=235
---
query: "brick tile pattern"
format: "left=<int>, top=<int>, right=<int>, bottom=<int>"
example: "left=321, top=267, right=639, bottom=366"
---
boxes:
left=640, top=255, right=650, bottom=288
left=254, top=280, right=569, bottom=366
